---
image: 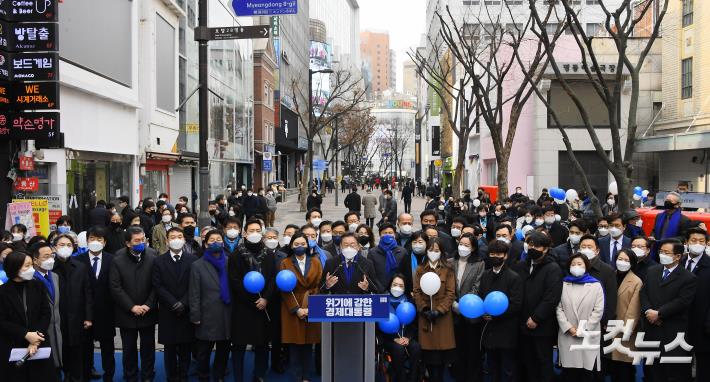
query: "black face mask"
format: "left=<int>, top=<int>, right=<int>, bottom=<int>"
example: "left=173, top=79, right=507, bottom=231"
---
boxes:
left=489, top=257, right=505, bottom=267
left=184, top=226, right=195, bottom=238
left=358, top=236, right=370, bottom=246
left=110, top=222, right=122, bottom=229
left=664, top=201, right=677, bottom=210
left=528, top=248, right=545, bottom=261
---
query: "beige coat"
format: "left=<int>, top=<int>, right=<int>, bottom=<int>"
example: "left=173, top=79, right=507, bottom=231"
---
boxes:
left=556, top=281, right=605, bottom=371
left=361, top=193, right=378, bottom=219
left=151, top=222, right=178, bottom=254
left=611, top=271, right=642, bottom=363
left=412, top=261, right=456, bottom=350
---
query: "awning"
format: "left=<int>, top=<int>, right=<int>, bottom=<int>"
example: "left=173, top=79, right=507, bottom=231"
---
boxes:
left=636, top=130, right=710, bottom=153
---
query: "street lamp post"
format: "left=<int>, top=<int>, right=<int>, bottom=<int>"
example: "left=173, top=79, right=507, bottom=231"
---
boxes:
left=197, top=0, right=210, bottom=227
left=307, top=68, right=333, bottom=190
left=334, top=116, right=339, bottom=206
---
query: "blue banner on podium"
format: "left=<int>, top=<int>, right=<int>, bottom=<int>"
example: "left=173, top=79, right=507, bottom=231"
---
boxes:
left=308, top=294, right=389, bottom=322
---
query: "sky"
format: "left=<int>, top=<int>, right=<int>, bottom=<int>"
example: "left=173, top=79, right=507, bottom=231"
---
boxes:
left=358, top=0, right=426, bottom=93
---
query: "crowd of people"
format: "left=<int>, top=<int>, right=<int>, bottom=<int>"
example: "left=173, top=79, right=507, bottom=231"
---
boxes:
left=0, top=183, right=708, bottom=382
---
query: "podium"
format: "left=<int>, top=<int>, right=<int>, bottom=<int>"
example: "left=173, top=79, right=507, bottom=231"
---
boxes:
left=308, top=294, right=390, bottom=382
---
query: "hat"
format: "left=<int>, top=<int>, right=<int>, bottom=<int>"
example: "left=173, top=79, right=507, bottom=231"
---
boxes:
left=142, top=200, right=156, bottom=210
left=623, top=209, right=640, bottom=222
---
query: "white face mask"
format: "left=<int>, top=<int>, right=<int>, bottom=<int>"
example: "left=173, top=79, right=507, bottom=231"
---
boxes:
left=169, top=239, right=185, bottom=251
left=555, top=214, right=561, bottom=222
left=226, top=229, right=240, bottom=240
left=569, top=265, right=586, bottom=277
left=609, top=227, right=623, bottom=238
left=631, top=247, right=647, bottom=259
left=311, top=218, right=322, bottom=227
left=451, top=228, right=461, bottom=238
left=569, top=234, right=581, bottom=245
left=525, top=216, right=533, bottom=224
left=265, top=239, right=279, bottom=249
left=427, top=251, right=441, bottom=263
left=497, top=237, right=510, bottom=244
left=57, top=246, right=74, bottom=259
left=523, top=242, right=529, bottom=253
left=349, top=223, right=359, bottom=233
left=40, top=258, right=55, bottom=271
left=616, top=260, right=631, bottom=272
left=544, top=216, right=555, bottom=225
left=246, top=232, right=263, bottom=244
left=494, top=211, right=502, bottom=217
left=579, top=248, right=596, bottom=260
left=399, top=224, right=413, bottom=235
left=161, top=215, right=172, bottom=223
left=229, top=210, right=236, bottom=217
left=659, top=253, right=675, bottom=265
left=390, top=286, right=404, bottom=298
left=607, top=199, right=615, bottom=206
left=535, top=218, right=544, bottom=226
left=320, top=233, right=333, bottom=243
left=342, top=247, right=358, bottom=260
left=458, top=245, right=472, bottom=257
left=597, top=228, right=609, bottom=237
left=88, top=240, right=104, bottom=254
left=438, top=205, right=445, bottom=211
left=19, top=267, right=35, bottom=281
left=635, top=219, right=643, bottom=228
left=281, top=236, right=292, bottom=247
left=689, top=244, right=705, bottom=256
left=412, top=243, right=426, bottom=254
left=12, top=233, right=23, bottom=242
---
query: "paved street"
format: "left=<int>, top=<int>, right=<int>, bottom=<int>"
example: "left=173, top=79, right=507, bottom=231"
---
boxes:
left=273, top=188, right=428, bottom=232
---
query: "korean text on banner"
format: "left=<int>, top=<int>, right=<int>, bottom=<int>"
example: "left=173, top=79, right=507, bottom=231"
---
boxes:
left=13, top=199, right=49, bottom=237
left=4, top=201, right=36, bottom=237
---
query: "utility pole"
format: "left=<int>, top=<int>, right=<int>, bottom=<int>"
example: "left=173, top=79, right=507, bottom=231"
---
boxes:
left=196, top=0, right=210, bottom=226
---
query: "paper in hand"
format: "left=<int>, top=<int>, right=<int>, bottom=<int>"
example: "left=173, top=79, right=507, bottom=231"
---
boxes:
left=8, top=347, right=51, bottom=361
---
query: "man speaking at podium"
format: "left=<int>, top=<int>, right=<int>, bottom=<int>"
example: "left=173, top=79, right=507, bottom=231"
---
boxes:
left=321, top=233, right=381, bottom=294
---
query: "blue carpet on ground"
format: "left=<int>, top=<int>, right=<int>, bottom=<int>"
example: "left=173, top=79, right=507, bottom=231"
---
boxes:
left=95, top=350, right=644, bottom=381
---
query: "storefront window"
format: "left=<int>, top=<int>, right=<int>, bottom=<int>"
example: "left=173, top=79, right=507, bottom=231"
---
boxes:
left=143, top=170, right=167, bottom=201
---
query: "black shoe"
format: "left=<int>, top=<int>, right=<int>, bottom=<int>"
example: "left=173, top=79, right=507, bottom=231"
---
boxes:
left=90, top=368, right=103, bottom=380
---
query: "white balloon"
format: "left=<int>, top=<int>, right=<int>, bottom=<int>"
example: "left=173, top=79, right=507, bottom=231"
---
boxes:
left=77, top=231, right=88, bottom=248
left=608, top=181, right=618, bottom=196
left=473, top=199, right=481, bottom=207
left=642, top=189, right=650, bottom=197
left=420, top=272, right=441, bottom=296
left=565, top=189, right=578, bottom=202
left=633, top=194, right=641, bottom=201
left=554, top=198, right=565, bottom=204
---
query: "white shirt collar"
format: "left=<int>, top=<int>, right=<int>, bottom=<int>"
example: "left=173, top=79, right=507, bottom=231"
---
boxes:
left=665, top=264, right=678, bottom=274
left=91, top=252, right=103, bottom=260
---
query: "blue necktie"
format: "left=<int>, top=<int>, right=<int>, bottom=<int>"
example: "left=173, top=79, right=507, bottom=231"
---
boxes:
left=662, top=269, right=670, bottom=280
left=611, top=241, right=619, bottom=263
left=92, top=256, right=99, bottom=278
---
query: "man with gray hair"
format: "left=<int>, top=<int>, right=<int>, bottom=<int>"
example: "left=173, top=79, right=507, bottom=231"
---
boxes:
left=652, top=191, right=691, bottom=243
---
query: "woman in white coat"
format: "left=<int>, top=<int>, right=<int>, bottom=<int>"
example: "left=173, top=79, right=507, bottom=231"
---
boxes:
left=556, top=252, right=605, bottom=381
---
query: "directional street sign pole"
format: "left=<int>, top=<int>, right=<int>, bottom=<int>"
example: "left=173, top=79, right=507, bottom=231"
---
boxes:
left=195, top=0, right=270, bottom=226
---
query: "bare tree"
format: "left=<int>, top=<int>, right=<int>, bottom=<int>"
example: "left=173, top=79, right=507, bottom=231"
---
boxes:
left=290, top=69, right=367, bottom=211
left=526, top=0, right=668, bottom=213
left=340, top=108, right=379, bottom=178
left=379, top=117, right=415, bottom=177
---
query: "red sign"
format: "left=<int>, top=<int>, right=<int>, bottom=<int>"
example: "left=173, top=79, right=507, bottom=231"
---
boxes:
left=19, top=155, right=34, bottom=170
left=0, top=111, right=59, bottom=140
left=15, top=177, right=39, bottom=192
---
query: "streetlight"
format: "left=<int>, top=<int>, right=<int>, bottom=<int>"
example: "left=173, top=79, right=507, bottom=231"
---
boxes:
left=307, top=68, right=334, bottom=194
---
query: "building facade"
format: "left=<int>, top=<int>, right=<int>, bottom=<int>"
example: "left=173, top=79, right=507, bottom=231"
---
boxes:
left=360, top=30, right=393, bottom=95
left=253, top=38, right=278, bottom=190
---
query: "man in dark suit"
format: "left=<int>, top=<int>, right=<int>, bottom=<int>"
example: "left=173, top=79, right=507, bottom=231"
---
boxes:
left=540, top=206, right=569, bottom=247
left=598, top=213, right=631, bottom=269
left=53, top=232, right=94, bottom=382
left=681, top=228, right=710, bottom=381
left=551, top=220, right=588, bottom=269
left=343, top=186, right=362, bottom=213
left=487, top=224, right=524, bottom=268
left=640, top=239, right=697, bottom=382
left=420, top=210, right=456, bottom=256
left=652, top=192, right=691, bottom=243
left=88, top=200, right=112, bottom=228
left=109, top=226, right=158, bottom=382
left=153, top=227, right=198, bottom=382
left=78, top=226, right=116, bottom=382
left=321, top=233, right=380, bottom=294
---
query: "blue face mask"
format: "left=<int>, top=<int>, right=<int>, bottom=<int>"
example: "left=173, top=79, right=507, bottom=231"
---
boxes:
left=380, top=235, right=396, bottom=246
left=209, top=242, right=224, bottom=252
left=308, top=239, right=318, bottom=248
left=132, top=243, right=145, bottom=253
left=293, top=246, right=308, bottom=256
left=57, top=226, right=71, bottom=234
left=333, top=235, right=342, bottom=245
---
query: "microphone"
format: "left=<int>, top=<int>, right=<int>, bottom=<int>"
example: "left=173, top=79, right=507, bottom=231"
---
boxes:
left=320, top=262, right=344, bottom=292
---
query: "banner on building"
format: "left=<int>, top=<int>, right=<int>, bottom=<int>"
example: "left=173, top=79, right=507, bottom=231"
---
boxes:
left=34, top=195, right=61, bottom=231
left=12, top=198, right=49, bottom=237
left=4, top=201, right=36, bottom=237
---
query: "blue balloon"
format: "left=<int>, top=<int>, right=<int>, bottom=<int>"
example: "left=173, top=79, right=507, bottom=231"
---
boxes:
left=484, top=291, right=509, bottom=316
left=634, top=186, right=643, bottom=196
left=243, top=271, right=265, bottom=294
left=550, top=188, right=566, bottom=201
left=395, top=302, right=416, bottom=326
left=459, top=294, right=485, bottom=319
left=378, top=313, right=401, bottom=334
left=276, top=270, right=297, bottom=292
left=0, top=270, right=7, bottom=284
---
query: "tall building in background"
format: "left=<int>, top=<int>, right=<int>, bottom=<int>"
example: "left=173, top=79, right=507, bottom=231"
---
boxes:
left=310, top=0, right=361, bottom=72
left=389, top=49, right=397, bottom=90
left=402, top=58, right=417, bottom=96
left=360, top=30, right=392, bottom=96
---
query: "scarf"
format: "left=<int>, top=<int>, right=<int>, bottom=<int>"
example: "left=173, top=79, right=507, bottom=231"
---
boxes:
left=563, top=273, right=599, bottom=284
left=379, top=235, right=399, bottom=278
left=388, top=294, right=407, bottom=313
left=625, top=224, right=643, bottom=238
left=410, top=252, right=418, bottom=277
left=243, top=243, right=266, bottom=272
left=313, top=245, right=328, bottom=267
left=342, top=255, right=357, bottom=284
left=34, top=270, right=55, bottom=303
left=225, top=237, right=240, bottom=252
left=203, top=249, right=231, bottom=304
left=654, top=209, right=681, bottom=239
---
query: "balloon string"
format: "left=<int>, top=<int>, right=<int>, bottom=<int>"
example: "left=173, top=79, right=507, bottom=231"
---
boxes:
left=429, top=296, right=433, bottom=332
left=259, top=292, right=271, bottom=322
left=291, top=291, right=301, bottom=308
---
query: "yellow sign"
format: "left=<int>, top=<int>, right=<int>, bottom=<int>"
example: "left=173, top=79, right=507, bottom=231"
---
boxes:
left=12, top=198, right=49, bottom=237
left=434, top=159, right=443, bottom=167
left=185, top=124, right=199, bottom=134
